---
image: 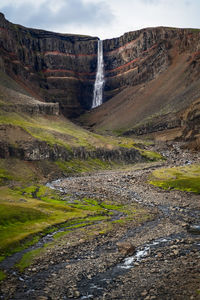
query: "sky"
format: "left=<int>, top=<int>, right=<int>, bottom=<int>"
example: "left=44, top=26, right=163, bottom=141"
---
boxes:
left=0, top=0, right=200, bottom=40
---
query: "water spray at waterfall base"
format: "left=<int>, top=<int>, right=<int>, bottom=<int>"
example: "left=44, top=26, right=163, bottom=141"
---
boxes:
left=92, top=40, right=104, bottom=108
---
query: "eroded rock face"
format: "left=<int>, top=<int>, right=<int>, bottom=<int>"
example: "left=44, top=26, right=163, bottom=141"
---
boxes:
left=0, top=140, right=145, bottom=163
left=0, top=13, right=98, bottom=117
left=1, top=13, right=200, bottom=118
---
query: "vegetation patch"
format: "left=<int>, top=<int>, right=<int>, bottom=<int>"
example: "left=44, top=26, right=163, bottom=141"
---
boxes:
left=140, top=150, right=164, bottom=161
left=0, top=185, right=102, bottom=258
left=0, top=168, right=13, bottom=185
left=0, top=270, right=6, bottom=281
left=16, top=248, right=44, bottom=272
left=56, top=158, right=117, bottom=174
left=149, top=164, right=200, bottom=194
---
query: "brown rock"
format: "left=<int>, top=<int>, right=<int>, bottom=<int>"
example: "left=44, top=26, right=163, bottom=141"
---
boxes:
left=116, top=242, right=136, bottom=256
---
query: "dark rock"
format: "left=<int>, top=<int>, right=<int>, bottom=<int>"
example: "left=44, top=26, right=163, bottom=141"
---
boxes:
left=187, top=224, right=200, bottom=235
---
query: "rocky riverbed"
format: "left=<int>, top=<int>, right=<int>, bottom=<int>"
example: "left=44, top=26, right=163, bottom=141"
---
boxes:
left=0, top=145, right=200, bottom=299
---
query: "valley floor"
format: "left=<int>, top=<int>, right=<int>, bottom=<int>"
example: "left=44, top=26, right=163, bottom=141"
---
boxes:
left=0, top=146, right=200, bottom=299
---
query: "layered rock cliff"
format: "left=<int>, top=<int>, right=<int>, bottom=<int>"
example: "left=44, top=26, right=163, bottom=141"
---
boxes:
left=1, top=12, right=200, bottom=119
left=0, top=13, right=98, bottom=117
left=103, top=27, right=200, bottom=101
left=79, top=27, right=200, bottom=150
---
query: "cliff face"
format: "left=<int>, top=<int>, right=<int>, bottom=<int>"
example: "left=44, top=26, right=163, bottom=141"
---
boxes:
left=1, top=13, right=199, bottom=116
left=0, top=13, right=98, bottom=117
left=79, top=27, right=200, bottom=150
left=103, top=27, right=200, bottom=102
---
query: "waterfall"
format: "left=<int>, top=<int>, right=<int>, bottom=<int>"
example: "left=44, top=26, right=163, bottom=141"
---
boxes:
left=92, top=40, right=104, bottom=108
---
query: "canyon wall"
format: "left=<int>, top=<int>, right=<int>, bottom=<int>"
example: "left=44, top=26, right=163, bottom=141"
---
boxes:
left=103, top=27, right=200, bottom=102
left=0, top=13, right=200, bottom=121
left=0, top=13, right=98, bottom=117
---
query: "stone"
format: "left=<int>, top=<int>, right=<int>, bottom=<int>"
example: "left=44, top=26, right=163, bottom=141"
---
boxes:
left=157, top=252, right=162, bottom=258
left=31, top=268, right=37, bottom=272
left=116, top=242, right=136, bottom=256
left=187, top=224, right=200, bottom=235
left=74, top=290, right=80, bottom=298
left=141, top=290, right=148, bottom=296
left=173, top=250, right=179, bottom=255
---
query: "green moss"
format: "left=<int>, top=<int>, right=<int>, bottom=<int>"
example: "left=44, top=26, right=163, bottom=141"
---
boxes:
left=100, top=203, right=123, bottom=211
left=56, top=158, right=117, bottom=175
left=140, top=150, right=164, bottom=161
left=0, top=270, right=6, bottom=281
left=52, top=230, right=71, bottom=239
left=0, top=168, right=13, bottom=184
left=0, top=186, right=102, bottom=258
left=0, top=159, right=38, bottom=184
left=149, top=164, right=200, bottom=194
left=0, top=203, right=46, bottom=226
left=16, top=248, right=44, bottom=272
left=0, top=108, right=160, bottom=156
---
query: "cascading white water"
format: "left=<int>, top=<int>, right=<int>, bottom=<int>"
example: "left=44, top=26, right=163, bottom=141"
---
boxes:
left=92, top=40, right=104, bottom=108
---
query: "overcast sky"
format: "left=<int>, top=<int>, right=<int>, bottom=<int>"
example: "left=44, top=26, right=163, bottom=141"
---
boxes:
left=0, top=0, right=200, bottom=39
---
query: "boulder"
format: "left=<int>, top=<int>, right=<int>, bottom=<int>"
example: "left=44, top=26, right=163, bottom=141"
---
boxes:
left=116, top=242, right=136, bottom=256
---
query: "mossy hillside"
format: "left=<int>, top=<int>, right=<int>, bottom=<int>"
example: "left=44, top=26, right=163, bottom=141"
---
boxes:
left=0, top=110, right=136, bottom=150
left=149, top=164, right=200, bottom=194
left=0, top=185, right=105, bottom=258
left=0, top=109, right=163, bottom=162
left=0, top=158, right=117, bottom=185
left=140, top=150, right=164, bottom=161
left=55, top=158, right=118, bottom=174
left=0, top=158, right=60, bottom=185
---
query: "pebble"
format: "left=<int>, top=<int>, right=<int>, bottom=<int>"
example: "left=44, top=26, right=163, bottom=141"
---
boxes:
left=32, top=268, right=37, bottom=272
left=157, top=252, right=162, bottom=258
left=74, top=290, right=80, bottom=298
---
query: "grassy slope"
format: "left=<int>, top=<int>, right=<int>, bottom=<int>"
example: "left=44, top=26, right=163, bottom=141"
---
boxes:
left=149, top=164, right=200, bottom=194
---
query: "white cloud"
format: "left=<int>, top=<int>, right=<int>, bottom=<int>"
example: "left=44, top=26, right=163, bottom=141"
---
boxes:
left=0, top=0, right=199, bottom=39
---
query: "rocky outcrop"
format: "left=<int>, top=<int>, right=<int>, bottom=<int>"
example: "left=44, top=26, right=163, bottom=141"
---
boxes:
left=180, top=98, right=200, bottom=150
left=123, top=113, right=182, bottom=136
left=3, top=102, right=59, bottom=115
left=0, top=124, right=144, bottom=162
left=0, top=139, right=145, bottom=163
